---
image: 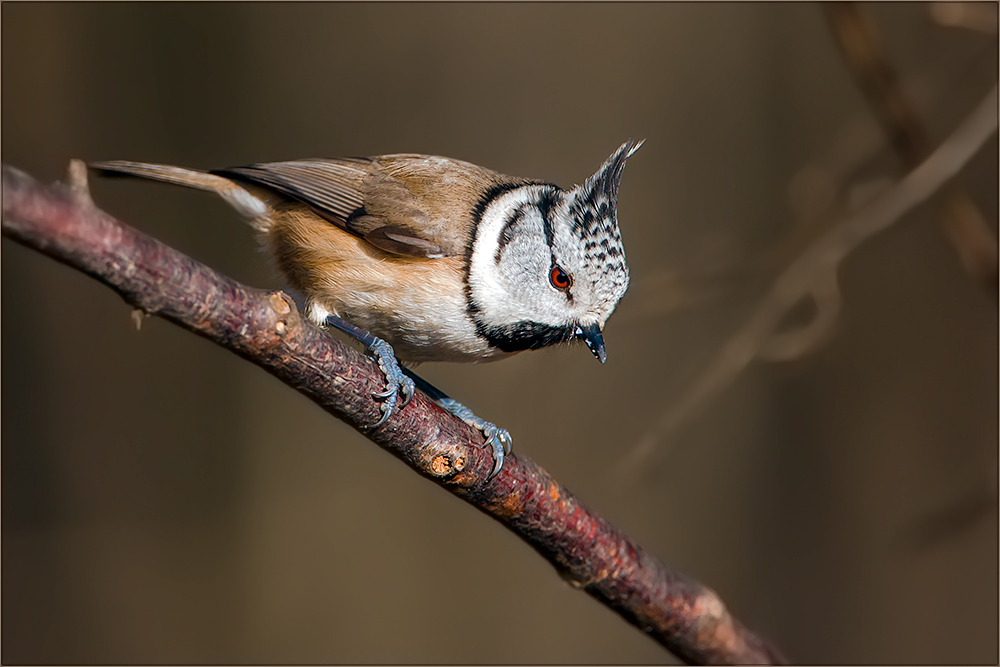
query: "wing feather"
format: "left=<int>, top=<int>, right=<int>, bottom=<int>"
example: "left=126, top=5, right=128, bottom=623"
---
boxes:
left=214, top=155, right=530, bottom=259
left=215, top=159, right=368, bottom=223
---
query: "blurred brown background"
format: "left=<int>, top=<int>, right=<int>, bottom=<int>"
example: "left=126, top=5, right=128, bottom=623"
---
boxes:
left=2, top=3, right=997, bottom=663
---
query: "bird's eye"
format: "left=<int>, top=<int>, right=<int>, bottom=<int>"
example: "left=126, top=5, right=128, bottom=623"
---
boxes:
left=549, top=264, right=572, bottom=291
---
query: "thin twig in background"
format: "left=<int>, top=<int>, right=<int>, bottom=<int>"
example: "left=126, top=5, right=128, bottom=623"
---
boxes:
left=825, top=2, right=998, bottom=303
left=824, top=3, right=999, bottom=547
left=1, top=160, right=785, bottom=666
left=930, top=2, right=999, bottom=34
left=619, top=85, right=997, bottom=478
left=769, top=44, right=989, bottom=279
left=624, top=39, right=993, bottom=325
left=894, top=479, right=998, bottom=552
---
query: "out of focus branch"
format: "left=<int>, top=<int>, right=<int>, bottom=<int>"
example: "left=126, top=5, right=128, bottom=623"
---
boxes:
left=624, top=40, right=989, bottom=325
left=1, top=161, right=784, bottom=665
left=620, top=85, right=998, bottom=476
left=930, top=3, right=998, bottom=35
left=826, top=2, right=998, bottom=302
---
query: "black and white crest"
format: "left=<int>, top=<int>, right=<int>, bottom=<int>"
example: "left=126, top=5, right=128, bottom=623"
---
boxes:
left=566, top=139, right=641, bottom=312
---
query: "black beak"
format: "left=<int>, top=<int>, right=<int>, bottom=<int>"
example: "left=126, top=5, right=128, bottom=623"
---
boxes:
left=576, top=323, right=607, bottom=364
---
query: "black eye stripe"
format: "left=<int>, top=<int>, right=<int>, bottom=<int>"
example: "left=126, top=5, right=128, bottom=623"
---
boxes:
left=537, top=187, right=561, bottom=252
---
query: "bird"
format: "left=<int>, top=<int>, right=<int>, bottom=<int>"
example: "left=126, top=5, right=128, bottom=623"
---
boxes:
left=91, top=140, right=641, bottom=479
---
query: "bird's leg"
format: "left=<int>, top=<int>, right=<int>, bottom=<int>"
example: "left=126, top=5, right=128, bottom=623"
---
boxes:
left=402, top=368, right=511, bottom=480
left=324, top=314, right=415, bottom=428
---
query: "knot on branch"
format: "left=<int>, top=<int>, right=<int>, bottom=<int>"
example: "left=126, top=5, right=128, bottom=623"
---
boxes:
left=269, top=291, right=294, bottom=336
left=430, top=452, right=468, bottom=476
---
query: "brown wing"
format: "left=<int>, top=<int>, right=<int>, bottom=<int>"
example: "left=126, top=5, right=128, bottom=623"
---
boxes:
left=214, top=158, right=446, bottom=258
left=215, top=155, right=535, bottom=259
left=215, top=158, right=368, bottom=222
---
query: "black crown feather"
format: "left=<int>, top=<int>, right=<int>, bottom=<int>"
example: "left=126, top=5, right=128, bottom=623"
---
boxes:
left=569, top=140, right=641, bottom=238
left=569, top=140, right=641, bottom=307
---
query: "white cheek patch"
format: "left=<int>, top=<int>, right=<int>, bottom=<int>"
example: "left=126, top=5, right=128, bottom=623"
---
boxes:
left=468, top=187, right=556, bottom=325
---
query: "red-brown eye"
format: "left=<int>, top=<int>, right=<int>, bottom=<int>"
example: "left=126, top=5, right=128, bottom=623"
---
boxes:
left=549, top=265, right=572, bottom=291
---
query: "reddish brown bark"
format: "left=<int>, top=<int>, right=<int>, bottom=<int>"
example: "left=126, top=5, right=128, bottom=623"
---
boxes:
left=2, top=162, right=784, bottom=665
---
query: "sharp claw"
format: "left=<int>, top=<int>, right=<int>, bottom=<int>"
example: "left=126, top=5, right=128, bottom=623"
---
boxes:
left=371, top=410, right=391, bottom=429
left=372, top=394, right=395, bottom=428
left=486, top=443, right=504, bottom=481
left=322, top=318, right=411, bottom=428
left=399, top=380, right=415, bottom=409
left=471, top=423, right=509, bottom=481
left=431, top=397, right=511, bottom=480
left=363, top=336, right=413, bottom=428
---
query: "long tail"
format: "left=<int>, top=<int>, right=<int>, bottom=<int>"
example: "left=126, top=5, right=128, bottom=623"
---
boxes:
left=90, top=160, right=271, bottom=228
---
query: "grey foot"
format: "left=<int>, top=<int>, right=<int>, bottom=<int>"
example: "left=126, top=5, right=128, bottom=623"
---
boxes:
left=437, top=398, right=512, bottom=479
left=368, top=338, right=415, bottom=428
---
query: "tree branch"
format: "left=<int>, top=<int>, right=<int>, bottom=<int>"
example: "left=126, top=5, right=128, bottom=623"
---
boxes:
left=2, top=161, right=784, bottom=665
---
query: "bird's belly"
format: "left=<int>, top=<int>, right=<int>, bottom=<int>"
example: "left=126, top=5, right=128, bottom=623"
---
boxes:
left=337, top=290, right=502, bottom=363
left=265, top=211, right=507, bottom=363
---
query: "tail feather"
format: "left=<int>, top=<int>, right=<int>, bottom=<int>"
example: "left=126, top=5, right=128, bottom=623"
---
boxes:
left=90, top=160, right=271, bottom=226
left=90, top=161, right=223, bottom=191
